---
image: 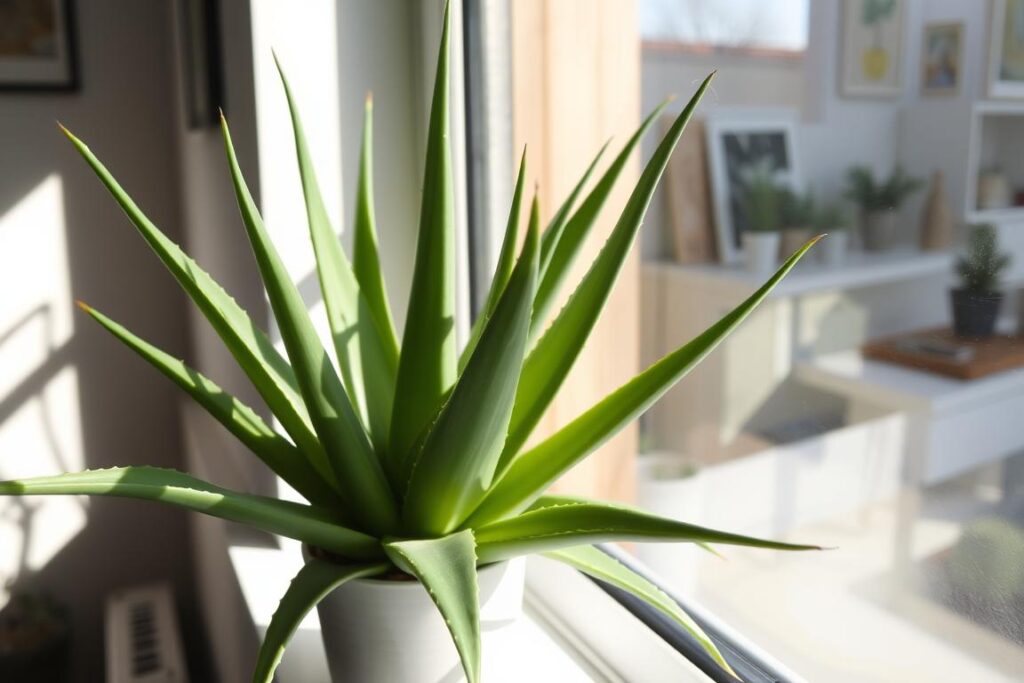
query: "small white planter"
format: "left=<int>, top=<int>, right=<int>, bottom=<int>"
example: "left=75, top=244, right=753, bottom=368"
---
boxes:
left=820, top=231, right=849, bottom=266
left=636, top=454, right=704, bottom=594
left=311, top=554, right=525, bottom=683
left=742, top=231, right=781, bottom=275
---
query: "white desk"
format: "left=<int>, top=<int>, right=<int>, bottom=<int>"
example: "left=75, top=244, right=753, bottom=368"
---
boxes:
left=796, top=351, right=1024, bottom=575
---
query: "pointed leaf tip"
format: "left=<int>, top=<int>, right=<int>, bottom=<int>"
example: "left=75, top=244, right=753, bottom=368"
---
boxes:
left=74, top=300, right=91, bottom=313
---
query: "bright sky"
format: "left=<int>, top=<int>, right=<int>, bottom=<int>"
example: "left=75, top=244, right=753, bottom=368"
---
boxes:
left=639, top=0, right=810, bottom=51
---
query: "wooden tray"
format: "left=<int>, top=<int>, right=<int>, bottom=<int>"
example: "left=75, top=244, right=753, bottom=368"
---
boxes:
left=862, top=327, right=1024, bottom=380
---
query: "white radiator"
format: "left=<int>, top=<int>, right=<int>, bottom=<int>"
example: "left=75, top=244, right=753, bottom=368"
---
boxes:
left=105, top=583, right=189, bottom=683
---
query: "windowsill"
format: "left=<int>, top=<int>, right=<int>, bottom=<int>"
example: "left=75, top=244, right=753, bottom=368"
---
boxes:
left=228, top=538, right=715, bottom=682
left=642, top=40, right=805, bottom=64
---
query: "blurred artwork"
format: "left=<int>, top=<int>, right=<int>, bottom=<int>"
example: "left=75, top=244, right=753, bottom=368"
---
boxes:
left=0, top=0, right=76, bottom=90
left=989, top=0, right=1024, bottom=98
left=839, top=0, right=905, bottom=98
left=921, top=22, right=962, bottom=96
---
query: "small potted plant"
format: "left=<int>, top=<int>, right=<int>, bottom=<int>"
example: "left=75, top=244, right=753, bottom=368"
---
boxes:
left=815, top=201, right=852, bottom=266
left=0, top=591, right=69, bottom=682
left=0, top=5, right=822, bottom=681
left=779, top=187, right=816, bottom=260
left=844, top=165, right=923, bottom=251
left=951, top=224, right=1011, bottom=339
left=740, top=163, right=783, bottom=274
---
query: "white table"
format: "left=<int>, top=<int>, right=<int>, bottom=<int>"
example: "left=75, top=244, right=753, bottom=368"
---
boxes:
left=796, top=351, right=1024, bottom=573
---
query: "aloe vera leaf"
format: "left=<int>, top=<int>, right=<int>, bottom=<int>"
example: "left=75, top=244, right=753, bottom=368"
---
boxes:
left=79, top=302, right=340, bottom=509
left=274, top=56, right=398, bottom=459
left=390, top=2, right=458, bottom=463
left=383, top=530, right=481, bottom=683
left=220, top=115, right=399, bottom=535
left=0, top=467, right=382, bottom=559
left=59, top=126, right=332, bottom=490
left=468, top=237, right=819, bottom=525
left=474, top=498, right=821, bottom=562
left=531, top=99, right=670, bottom=338
left=403, top=197, right=539, bottom=534
left=252, top=559, right=388, bottom=683
left=459, top=147, right=528, bottom=372
left=545, top=545, right=734, bottom=676
left=496, top=79, right=712, bottom=473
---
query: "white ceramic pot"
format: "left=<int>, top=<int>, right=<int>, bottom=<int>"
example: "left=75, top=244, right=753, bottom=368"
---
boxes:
left=742, top=231, right=781, bottom=274
left=821, top=231, right=848, bottom=266
left=311, top=553, right=525, bottom=683
left=635, top=454, right=704, bottom=594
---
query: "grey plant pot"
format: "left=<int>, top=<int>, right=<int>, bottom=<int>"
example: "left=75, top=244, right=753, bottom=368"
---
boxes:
left=950, top=289, right=1002, bottom=339
left=862, top=210, right=898, bottom=252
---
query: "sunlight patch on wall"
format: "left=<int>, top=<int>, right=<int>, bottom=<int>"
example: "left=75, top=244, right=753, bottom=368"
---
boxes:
left=0, top=174, right=86, bottom=605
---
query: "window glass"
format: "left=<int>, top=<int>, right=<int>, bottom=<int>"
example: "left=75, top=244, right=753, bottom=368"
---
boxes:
left=640, top=0, right=809, bottom=52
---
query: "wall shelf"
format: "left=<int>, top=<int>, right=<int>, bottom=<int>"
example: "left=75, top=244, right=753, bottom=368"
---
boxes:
left=643, top=248, right=953, bottom=299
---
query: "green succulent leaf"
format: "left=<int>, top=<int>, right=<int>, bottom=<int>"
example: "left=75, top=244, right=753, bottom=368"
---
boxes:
left=78, top=302, right=340, bottom=509
left=383, top=530, right=481, bottom=683
left=460, top=147, right=528, bottom=372
left=0, top=467, right=382, bottom=559
left=496, top=80, right=711, bottom=476
left=531, top=99, right=670, bottom=338
left=390, top=2, right=458, bottom=465
left=475, top=498, right=820, bottom=562
left=59, top=125, right=328, bottom=489
left=538, top=140, right=610, bottom=278
left=352, top=95, right=401, bottom=377
left=275, top=56, right=399, bottom=461
left=220, top=115, right=399, bottom=535
left=253, top=558, right=388, bottom=683
left=403, top=200, right=540, bottom=535
left=471, top=236, right=819, bottom=524
left=544, top=545, right=734, bottom=676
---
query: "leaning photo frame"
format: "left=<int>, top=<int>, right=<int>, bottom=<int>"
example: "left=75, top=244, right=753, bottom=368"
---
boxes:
left=705, top=111, right=803, bottom=265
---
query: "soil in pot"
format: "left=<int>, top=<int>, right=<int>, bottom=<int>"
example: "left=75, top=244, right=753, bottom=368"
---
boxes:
left=950, top=289, right=1002, bottom=339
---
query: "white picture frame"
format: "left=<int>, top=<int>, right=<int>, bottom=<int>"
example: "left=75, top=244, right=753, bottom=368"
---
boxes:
left=839, top=0, right=906, bottom=99
left=988, top=0, right=1024, bottom=99
left=705, top=111, right=802, bottom=265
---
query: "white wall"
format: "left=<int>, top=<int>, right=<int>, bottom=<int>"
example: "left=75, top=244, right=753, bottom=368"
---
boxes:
left=0, top=2, right=198, bottom=679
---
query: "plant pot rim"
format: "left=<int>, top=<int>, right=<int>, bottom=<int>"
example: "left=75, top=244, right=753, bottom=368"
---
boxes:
left=951, top=287, right=1003, bottom=298
left=303, top=544, right=510, bottom=587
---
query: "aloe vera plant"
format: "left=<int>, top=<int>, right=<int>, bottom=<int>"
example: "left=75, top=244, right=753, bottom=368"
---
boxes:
left=1, top=6, right=823, bottom=682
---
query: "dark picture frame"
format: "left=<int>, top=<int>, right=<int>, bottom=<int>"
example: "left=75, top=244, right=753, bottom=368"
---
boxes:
left=0, top=0, right=79, bottom=92
left=177, top=0, right=224, bottom=128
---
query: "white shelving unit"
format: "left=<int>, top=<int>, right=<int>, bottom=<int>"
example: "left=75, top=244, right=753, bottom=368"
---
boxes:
left=644, top=248, right=953, bottom=299
left=965, top=101, right=1024, bottom=223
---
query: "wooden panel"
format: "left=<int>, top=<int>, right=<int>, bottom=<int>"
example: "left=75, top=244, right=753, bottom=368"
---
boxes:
left=662, top=117, right=717, bottom=263
left=510, top=0, right=640, bottom=503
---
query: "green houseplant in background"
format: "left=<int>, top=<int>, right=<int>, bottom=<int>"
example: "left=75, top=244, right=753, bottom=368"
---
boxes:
left=951, top=224, right=1011, bottom=339
left=844, top=164, right=923, bottom=251
left=0, top=6, right=822, bottom=682
left=739, top=163, right=784, bottom=274
left=815, top=200, right=852, bottom=266
left=779, top=187, right=816, bottom=262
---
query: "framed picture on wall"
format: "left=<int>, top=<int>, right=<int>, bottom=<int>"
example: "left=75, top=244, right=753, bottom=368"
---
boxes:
left=839, top=0, right=906, bottom=98
left=705, top=112, right=802, bottom=265
left=921, top=22, right=963, bottom=96
left=0, top=0, right=78, bottom=91
left=988, top=0, right=1024, bottom=98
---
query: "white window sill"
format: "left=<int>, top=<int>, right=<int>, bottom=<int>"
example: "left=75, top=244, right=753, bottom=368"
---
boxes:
left=229, top=538, right=714, bottom=682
